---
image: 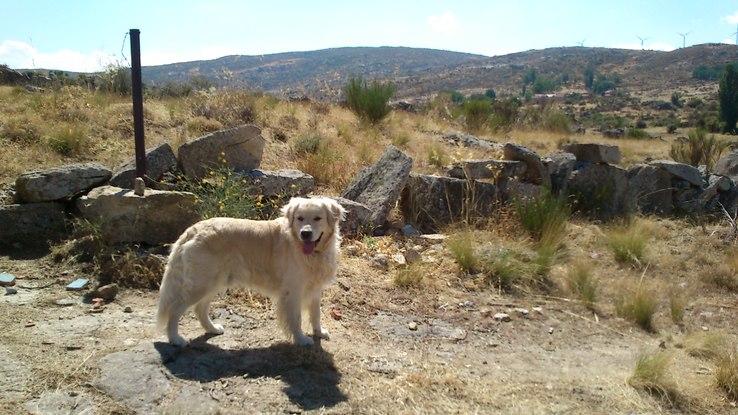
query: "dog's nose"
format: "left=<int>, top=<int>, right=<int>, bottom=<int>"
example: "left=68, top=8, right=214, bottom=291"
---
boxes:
left=300, top=230, right=313, bottom=241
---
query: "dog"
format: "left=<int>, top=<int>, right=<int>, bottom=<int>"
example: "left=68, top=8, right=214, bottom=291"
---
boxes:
left=156, top=196, right=346, bottom=347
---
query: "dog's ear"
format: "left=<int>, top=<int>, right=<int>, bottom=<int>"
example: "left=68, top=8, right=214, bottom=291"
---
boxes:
left=281, top=198, right=301, bottom=224
left=323, top=198, right=347, bottom=226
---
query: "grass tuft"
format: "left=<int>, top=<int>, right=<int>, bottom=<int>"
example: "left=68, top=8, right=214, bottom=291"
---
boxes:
left=515, top=188, right=570, bottom=243
left=668, top=289, right=686, bottom=324
left=716, top=352, right=738, bottom=401
left=615, top=281, right=658, bottom=332
left=394, top=264, right=425, bottom=288
left=628, top=351, right=683, bottom=405
left=447, top=231, right=478, bottom=273
left=685, top=331, right=731, bottom=361
left=565, top=261, right=598, bottom=310
left=606, top=220, right=650, bottom=266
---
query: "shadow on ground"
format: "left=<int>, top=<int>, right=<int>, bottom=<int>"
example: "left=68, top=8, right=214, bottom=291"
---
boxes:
left=154, top=336, right=347, bottom=410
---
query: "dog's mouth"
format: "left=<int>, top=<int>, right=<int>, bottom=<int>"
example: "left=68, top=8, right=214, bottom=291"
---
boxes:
left=301, top=232, right=323, bottom=255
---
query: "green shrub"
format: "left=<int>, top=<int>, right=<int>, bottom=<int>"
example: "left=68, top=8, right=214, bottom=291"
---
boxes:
left=99, top=63, right=131, bottom=95
left=566, top=261, right=598, bottom=310
left=626, top=127, right=650, bottom=139
left=450, top=90, right=465, bottom=105
left=532, top=76, right=559, bottom=94
left=669, top=128, right=727, bottom=170
left=606, top=222, right=649, bottom=266
left=615, top=282, right=658, bottom=331
left=292, top=132, right=323, bottom=155
left=46, top=123, right=88, bottom=156
left=541, top=109, right=571, bottom=133
left=462, top=99, right=492, bottom=132
left=670, top=92, right=683, bottom=108
left=394, top=264, right=424, bottom=288
left=426, top=144, right=449, bottom=168
left=447, top=231, right=478, bottom=273
left=515, top=188, right=570, bottom=242
left=344, top=77, right=395, bottom=124
left=484, top=89, right=496, bottom=99
left=628, top=351, right=681, bottom=403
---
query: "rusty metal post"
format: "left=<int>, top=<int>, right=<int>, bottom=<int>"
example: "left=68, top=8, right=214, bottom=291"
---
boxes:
left=129, top=29, right=146, bottom=178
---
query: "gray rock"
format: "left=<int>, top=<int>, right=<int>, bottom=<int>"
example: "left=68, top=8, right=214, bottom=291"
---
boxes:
left=0, top=203, right=66, bottom=247
left=493, top=313, right=511, bottom=322
left=562, top=143, right=622, bottom=164
left=325, top=196, right=372, bottom=236
left=502, top=143, right=550, bottom=187
left=401, top=224, right=421, bottom=236
left=543, top=152, right=576, bottom=194
left=446, top=159, right=526, bottom=181
left=400, top=174, right=497, bottom=233
left=715, top=150, right=738, bottom=183
left=650, top=160, right=703, bottom=186
left=626, top=164, right=673, bottom=215
left=700, top=174, right=733, bottom=207
left=76, top=185, right=200, bottom=245
left=15, top=163, right=111, bottom=202
left=25, top=391, right=93, bottom=415
left=602, top=128, right=625, bottom=138
left=440, top=132, right=499, bottom=150
left=245, top=169, right=315, bottom=197
left=674, top=187, right=703, bottom=213
left=109, top=143, right=177, bottom=188
left=503, top=179, right=542, bottom=202
left=94, top=344, right=171, bottom=414
left=568, top=163, right=629, bottom=218
left=342, top=145, right=413, bottom=227
left=178, top=124, right=265, bottom=179
left=5, top=287, right=17, bottom=295
left=0, top=184, right=17, bottom=205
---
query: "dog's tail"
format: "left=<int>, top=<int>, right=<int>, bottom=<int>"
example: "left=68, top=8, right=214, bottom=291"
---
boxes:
left=155, top=227, right=193, bottom=332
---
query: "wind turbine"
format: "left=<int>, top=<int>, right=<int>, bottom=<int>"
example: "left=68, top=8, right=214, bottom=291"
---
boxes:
left=677, top=31, right=691, bottom=48
left=636, top=36, right=649, bottom=50
left=576, top=39, right=586, bottom=47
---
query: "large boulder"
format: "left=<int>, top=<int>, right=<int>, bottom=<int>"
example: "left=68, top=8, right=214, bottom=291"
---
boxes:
left=178, top=125, right=265, bottom=179
left=626, top=164, right=673, bottom=215
left=244, top=169, right=315, bottom=197
left=109, top=143, right=177, bottom=188
left=325, top=196, right=372, bottom=236
left=567, top=163, right=629, bottom=218
left=446, top=159, right=526, bottom=181
left=15, top=163, right=111, bottom=203
left=0, top=203, right=66, bottom=248
left=440, top=132, right=500, bottom=151
left=543, top=152, right=576, bottom=194
left=400, top=174, right=497, bottom=233
left=649, top=160, right=703, bottom=186
left=502, top=143, right=550, bottom=187
left=342, top=145, right=413, bottom=228
left=561, top=143, right=621, bottom=164
left=715, top=150, right=738, bottom=183
left=76, top=186, right=200, bottom=245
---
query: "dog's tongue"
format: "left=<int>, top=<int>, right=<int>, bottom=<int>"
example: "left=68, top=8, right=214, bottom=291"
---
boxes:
left=302, top=241, right=316, bottom=255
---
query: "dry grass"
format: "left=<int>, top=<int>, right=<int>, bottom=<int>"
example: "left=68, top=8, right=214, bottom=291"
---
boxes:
left=447, top=230, right=478, bottom=273
left=716, top=352, right=738, bottom=401
left=606, top=220, right=652, bottom=266
left=394, top=263, right=425, bottom=288
left=628, top=351, right=685, bottom=407
left=614, top=280, right=659, bottom=332
left=565, top=260, right=598, bottom=310
left=685, top=331, right=731, bottom=361
left=668, top=288, right=687, bottom=324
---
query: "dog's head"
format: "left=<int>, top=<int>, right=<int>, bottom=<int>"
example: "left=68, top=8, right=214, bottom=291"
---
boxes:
left=281, top=197, right=346, bottom=255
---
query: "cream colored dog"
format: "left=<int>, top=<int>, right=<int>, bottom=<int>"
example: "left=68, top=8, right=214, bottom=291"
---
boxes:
left=156, top=197, right=346, bottom=347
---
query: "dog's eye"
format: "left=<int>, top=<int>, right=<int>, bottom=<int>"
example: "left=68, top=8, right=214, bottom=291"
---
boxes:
left=297, top=216, right=304, bottom=222
left=314, top=217, right=322, bottom=221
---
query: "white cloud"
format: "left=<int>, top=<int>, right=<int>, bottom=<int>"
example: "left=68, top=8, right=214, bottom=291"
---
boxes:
left=427, top=11, right=460, bottom=35
left=723, top=10, right=738, bottom=25
left=722, top=36, right=737, bottom=45
left=613, top=41, right=675, bottom=51
left=0, top=40, right=116, bottom=72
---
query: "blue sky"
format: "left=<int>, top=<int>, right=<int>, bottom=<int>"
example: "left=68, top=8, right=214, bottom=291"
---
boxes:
left=2, top=0, right=738, bottom=72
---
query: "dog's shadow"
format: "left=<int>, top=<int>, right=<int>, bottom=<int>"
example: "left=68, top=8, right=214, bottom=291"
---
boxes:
left=153, top=336, right=347, bottom=410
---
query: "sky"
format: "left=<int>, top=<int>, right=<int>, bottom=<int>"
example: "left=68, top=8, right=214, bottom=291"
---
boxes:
left=2, top=0, right=738, bottom=72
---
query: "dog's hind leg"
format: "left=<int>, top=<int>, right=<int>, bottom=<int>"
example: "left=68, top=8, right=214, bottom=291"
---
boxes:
left=195, top=294, right=224, bottom=335
left=166, top=302, right=190, bottom=347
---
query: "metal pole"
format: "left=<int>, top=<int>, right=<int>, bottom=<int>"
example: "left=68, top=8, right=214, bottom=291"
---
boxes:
left=130, top=29, right=146, bottom=178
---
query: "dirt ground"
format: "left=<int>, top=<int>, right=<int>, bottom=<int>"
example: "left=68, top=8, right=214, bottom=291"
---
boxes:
left=2, top=218, right=738, bottom=415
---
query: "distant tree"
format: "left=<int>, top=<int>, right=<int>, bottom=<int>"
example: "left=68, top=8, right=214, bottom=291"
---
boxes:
left=584, top=65, right=595, bottom=90
left=449, top=90, right=465, bottom=105
left=532, top=76, right=559, bottom=94
left=670, top=92, right=683, bottom=108
left=523, top=68, right=537, bottom=86
left=719, top=64, right=738, bottom=133
left=484, top=88, right=496, bottom=99
left=463, top=99, right=492, bottom=132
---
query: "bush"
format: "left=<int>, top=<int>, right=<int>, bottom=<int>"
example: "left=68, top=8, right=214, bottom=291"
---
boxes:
left=628, top=351, right=681, bottom=403
left=716, top=353, right=738, bottom=400
left=532, top=76, right=559, bottom=94
left=615, top=282, right=658, bottom=331
left=669, top=128, right=727, bottom=170
left=292, top=132, right=323, bottom=155
left=626, top=127, right=650, bottom=139
left=566, top=261, right=598, bottom=310
left=484, top=89, right=496, bottom=99
left=447, top=231, right=478, bottom=273
left=591, top=74, right=619, bottom=94
left=670, top=92, right=683, bottom=108
left=606, top=221, right=650, bottom=266
left=488, top=97, right=521, bottom=132
left=541, top=109, right=571, bottom=133
left=515, top=188, right=570, bottom=242
left=462, top=99, right=492, bottom=132
left=394, top=264, right=424, bottom=288
left=450, top=90, right=465, bottom=105
left=46, top=123, right=88, bottom=156
left=99, top=64, right=131, bottom=95
left=685, top=332, right=731, bottom=360
left=344, top=77, right=394, bottom=124
left=426, top=143, right=449, bottom=168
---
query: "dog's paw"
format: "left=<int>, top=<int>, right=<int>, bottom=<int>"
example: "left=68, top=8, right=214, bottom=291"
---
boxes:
left=169, top=335, right=189, bottom=347
left=206, top=324, right=225, bottom=335
left=294, top=334, right=315, bottom=347
left=313, top=328, right=330, bottom=340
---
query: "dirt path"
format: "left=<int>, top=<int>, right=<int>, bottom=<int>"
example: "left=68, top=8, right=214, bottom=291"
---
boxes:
left=0, top=251, right=734, bottom=415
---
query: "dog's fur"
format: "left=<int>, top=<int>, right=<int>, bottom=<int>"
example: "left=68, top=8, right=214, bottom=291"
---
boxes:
left=156, top=197, right=346, bottom=347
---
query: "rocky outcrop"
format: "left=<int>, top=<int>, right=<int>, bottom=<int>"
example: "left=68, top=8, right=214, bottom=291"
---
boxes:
left=715, top=150, right=738, bottom=183
left=244, top=169, right=315, bottom=197
left=326, top=196, right=372, bottom=236
left=178, top=125, right=265, bottom=179
left=502, top=143, right=550, bottom=187
left=109, top=143, right=177, bottom=188
left=568, top=163, right=629, bottom=218
left=561, top=143, right=621, bottom=164
left=0, top=203, right=66, bottom=247
left=15, top=163, right=111, bottom=203
left=626, top=164, right=673, bottom=215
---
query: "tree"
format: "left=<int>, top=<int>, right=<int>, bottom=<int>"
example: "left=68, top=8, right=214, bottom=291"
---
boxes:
left=719, top=64, right=738, bottom=133
left=484, top=88, right=496, bottom=99
left=584, top=65, right=595, bottom=90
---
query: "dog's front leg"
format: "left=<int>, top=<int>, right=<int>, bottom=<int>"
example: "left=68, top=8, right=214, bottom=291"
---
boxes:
left=277, top=290, right=314, bottom=346
left=309, top=293, right=330, bottom=340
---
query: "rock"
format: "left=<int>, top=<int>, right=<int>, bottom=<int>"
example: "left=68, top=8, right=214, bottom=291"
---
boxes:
left=502, top=143, right=550, bottom=187
left=602, top=128, right=625, bottom=138
left=400, top=174, right=497, bottom=233
left=493, top=313, right=511, bottom=322
left=370, top=254, right=389, bottom=270
left=408, top=321, right=418, bottom=331
left=0, top=184, right=17, bottom=205
left=700, top=174, right=734, bottom=208
left=446, top=159, right=526, bottom=181
left=515, top=308, right=530, bottom=317
left=543, top=152, right=576, bottom=194
left=25, top=391, right=93, bottom=415
left=392, top=253, right=407, bottom=266
left=109, top=143, right=177, bottom=188
left=0, top=272, right=16, bottom=286
left=503, top=179, right=542, bottom=202
left=124, top=306, right=133, bottom=313
left=342, top=145, right=413, bottom=228
left=403, top=249, right=422, bottom=264
left=441, top=132, right=499, bottom=150
left=15, top=163, right=111, bottom=203
left=401, top=224, right=420, bottom=236
left=325, top=196, right=372, bottom=236
left=133, top=177, right=145, bottom=196
left=626, top=164, right=673, bottom=215
left=367, top=358, right=400, bottom=377
left=0, top=203, right=66, bottom=248
left=561, top=143, right=621, bottom=164
left=715, top=150, right=738, bottom=183
left=532, top=306, right=544, bottom=314
left=244, top=169, right=315, bottom=197
left=5, top=287, right=17, bottom=295
left=76, top=186, right=201, bottom=245
left=178, top=124, right=265, bottom=179
left=650, top=160, right=704, bottom=186
left=567, top=163, right=629, bottom=218
left=66, top=278, right=89, bottom=291
left=54, top=298, right=77, bottom=306
left=86, top=283, right=118, bottom=302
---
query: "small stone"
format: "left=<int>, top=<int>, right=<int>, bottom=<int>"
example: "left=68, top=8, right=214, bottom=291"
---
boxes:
left=532, top=306, right=544, bottom=314
left=548, top=327, right=554, bottom=334
left=370, top=254, right=389, bottom=270
left=337, top=280, right=350, bottom=291
left=493, top=313, right=511, bottom=322
left=25, top=321, right=35, bottom=327
left=408, top=321, right=418, bottom=331
left=5, top=287, right=17, bottom=295
left=391, top=253, right=406, bottom=266
left=702, top=326, right=709, bottom=331
left=330, top=307, right=343, bottom=320
left=459, top=300, right=475, bottom=308
left=133, top=177, right=145, bottom=196
left=0, top=272, right=16, bottom=286
left=403, top=249, right=422, bottom=264
left=344, top=244, right=360, bottom=256
left=479, top=308, right=492, bottom=318
left=86, top=283, right=118, bottom=302
left=65, top=278, right=89, bottom=291
left=54, top=298, right=76, bottom=307
left=515, top=308, right=529, bottom=317
left=123, top=306, right=133, bottom=313
left=401, top=224, right=420, bottom=236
